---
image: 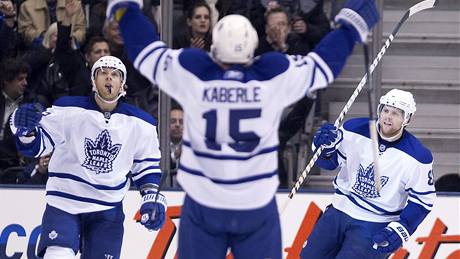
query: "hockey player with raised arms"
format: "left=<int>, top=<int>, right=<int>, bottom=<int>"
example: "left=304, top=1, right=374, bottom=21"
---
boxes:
left=106, top=0, right=378, bottom=257
left=10, top=56, right=167, bottom=259
left=300, top=89, right=435, bottom=258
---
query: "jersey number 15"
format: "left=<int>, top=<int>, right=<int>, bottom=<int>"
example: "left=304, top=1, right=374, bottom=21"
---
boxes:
left=203, top=109, right=261, bottom=153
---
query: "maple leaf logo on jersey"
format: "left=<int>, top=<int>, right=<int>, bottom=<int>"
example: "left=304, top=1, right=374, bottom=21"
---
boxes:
left=82, top=130, right=121, bottom=174
left=352, top=163, right=389, bottom=198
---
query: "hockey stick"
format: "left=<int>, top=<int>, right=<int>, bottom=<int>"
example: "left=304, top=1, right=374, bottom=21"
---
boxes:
left=285, top=0, right=439, bottom=201
left=363, top=44, right=382, bottom=192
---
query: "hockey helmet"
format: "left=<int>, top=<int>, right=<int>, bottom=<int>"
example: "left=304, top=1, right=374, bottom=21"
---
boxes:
left=91, top=56, right=127, bottom=103
left=378, top=89, right=416, bottom=126
left=211, top=14, right=258, bottom=64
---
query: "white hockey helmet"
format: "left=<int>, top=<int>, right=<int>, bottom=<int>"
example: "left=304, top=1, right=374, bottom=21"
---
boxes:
left=211, top=14, right=259, bottom=64
left=91, top=56, right=127, bottom=103
left=378, top=89, right=416, bottom=126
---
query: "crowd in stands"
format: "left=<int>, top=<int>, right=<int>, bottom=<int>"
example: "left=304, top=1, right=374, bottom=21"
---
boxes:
left=0, top=0, right=331, bottom=187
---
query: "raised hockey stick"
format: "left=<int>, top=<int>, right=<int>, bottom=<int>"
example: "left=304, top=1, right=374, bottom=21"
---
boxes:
left=285, top=0, right=439, bottom=201
left=363, top=44, right=382, bottom=193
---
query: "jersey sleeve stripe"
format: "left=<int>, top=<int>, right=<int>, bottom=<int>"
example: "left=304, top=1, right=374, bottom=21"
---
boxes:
left=132, top=173, right=161, bottom=187
left=309, top=52, right=333, bottom=83
left=405, top=188, right=436, bottom=195
left=46, top=191, right=123, bottom=207
left=182, top=141, right=278, bottom=160
left=132, top=165, right=161, bottom=177
left=179, top=164, right=277, bottom=185
left=152, top=48, right=169, bottom=82
left=133, top=157, right=161, bottom=163
left=133, top=41, right=167, bottom=68
left=41, top=127, right=55, bottom=147
left=48, top=172, right=129, bottom=190
left=408, top=193, right=434, bottom=208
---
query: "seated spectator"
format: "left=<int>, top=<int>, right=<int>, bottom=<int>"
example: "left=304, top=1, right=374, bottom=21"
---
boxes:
left=170, top=104, right=184, bottom=187
left=255, top=6, right=310, bottom=55
left=0, top=58, right=30, bottom=171
left=262, top=0, right=330, bottom=49
left=18, top=0, right=86, bottom=47
left=103, top=19, right=158, bottom=117
left=173, top=1, right=212, bottom=51
left=19, top=153, right=52, bottom=185
left=0, top=0, right=18, bottom=61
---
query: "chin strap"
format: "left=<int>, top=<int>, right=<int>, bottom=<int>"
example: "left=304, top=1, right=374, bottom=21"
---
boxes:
left=376, top=121, right=404, bottom=142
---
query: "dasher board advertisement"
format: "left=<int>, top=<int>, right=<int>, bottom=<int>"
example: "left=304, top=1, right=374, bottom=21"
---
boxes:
left=0, top=189, right=459, bottom=258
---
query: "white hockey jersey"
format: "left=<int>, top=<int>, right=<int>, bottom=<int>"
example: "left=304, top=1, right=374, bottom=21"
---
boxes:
left=133, top=44, right=333, bottom=210
left=331, top=118, right=436, bottom=222
left=21, top=96, right=162, bottom=214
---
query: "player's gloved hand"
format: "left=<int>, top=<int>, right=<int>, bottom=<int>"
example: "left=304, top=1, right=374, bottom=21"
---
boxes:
left=11, top=103, right=44, bottom=143
left=335, top=0, right=379, bottom=43
left=140, top=189, right=167, bottom=231
left=106, top=0, right=143, bottom=21
left=372, top=221, right=410, bottom=253
left=313, top=122, right=343, bottom=158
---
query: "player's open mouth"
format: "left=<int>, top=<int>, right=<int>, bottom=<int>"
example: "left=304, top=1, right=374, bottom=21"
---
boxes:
left=105, top=83, right=113, bottom=94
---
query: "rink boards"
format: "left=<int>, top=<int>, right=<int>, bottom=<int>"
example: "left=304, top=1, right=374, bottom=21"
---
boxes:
left=0, top=189, right=459, bottom=258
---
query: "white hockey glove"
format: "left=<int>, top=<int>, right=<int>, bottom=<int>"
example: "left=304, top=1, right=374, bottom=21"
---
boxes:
left=372, top=221, right=410, bottom=253
left=335, top=0, right=379, bottom=43
left=139, top=185, right=167, bottom=231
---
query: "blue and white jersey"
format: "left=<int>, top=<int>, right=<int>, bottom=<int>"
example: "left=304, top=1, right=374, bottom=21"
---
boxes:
left=118, top=9, right=356, bottom=209
left=332, top=118, right=436, bottom=222
left=18, top=96, right=162, bottom=214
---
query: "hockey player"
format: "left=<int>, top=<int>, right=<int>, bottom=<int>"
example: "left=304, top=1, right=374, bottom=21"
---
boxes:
left=10, top=56, right=167, bottom=259
left=106, top=0, right=378, bottom=257
left=300, top=89, right=436, bottom=258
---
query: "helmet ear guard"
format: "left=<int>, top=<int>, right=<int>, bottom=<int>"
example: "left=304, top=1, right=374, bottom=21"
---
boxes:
left=211, top=14, right=259, bottom=64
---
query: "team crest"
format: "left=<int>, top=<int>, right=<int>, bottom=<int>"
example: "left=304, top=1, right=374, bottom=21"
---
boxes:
left=352, top=163, right=389, bottom=198
left=82, top=130, right=121, bottom=174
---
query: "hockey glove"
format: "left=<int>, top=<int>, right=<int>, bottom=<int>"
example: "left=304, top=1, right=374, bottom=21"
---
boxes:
left=335, top=0, right=379, bottom=43
left=313, top=123, right=343, bottom=158
left=372, top=221, right=410, bottom=253
left=11, top=103, right=44, bottom=143
left=140, top=189, right=167, bottom=231
left=106, top=0, right=143, bottom=21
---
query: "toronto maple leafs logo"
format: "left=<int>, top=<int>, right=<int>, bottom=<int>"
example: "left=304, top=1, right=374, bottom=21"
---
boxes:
left=352, top=163, right=389, bottom=198
left=82, top=130, right=121, bottom=174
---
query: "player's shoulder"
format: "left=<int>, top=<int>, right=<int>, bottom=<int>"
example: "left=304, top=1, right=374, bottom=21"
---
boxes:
left=395, top=131, right=433, bottom=164
left=249, top=51, right=290, bottom=79
left=53, top=96, right=92, bottom=108
left=342, top=117, right=370, bottom=137
left=177, top=48, right=222, bottom=81
left=116, top=102, right=158, bottom=126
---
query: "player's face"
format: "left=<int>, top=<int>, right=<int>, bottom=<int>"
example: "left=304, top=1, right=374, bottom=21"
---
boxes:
left=379, top=105, right=405, bottom=138
left=94, top=67, right=123, bottom=101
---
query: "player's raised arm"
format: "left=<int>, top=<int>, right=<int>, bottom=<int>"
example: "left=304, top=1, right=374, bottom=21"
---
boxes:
left=311, top=0, right=379, bottom=79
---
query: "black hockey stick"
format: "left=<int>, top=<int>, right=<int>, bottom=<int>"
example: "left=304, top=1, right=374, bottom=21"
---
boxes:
left=285, top=0, right=439, bottom=202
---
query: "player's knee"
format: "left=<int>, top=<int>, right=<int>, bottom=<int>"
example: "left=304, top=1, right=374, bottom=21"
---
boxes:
left=43, top=246, right=75, bottom=259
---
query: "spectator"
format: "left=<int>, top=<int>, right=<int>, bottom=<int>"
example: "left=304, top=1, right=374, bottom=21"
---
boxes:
left=173, top=1, right=212, bottom=51
left=19, top=153, right=52, bottom=184
left=36, top=0, right=94, bottom=107
left=255, top=6, right=310, bottom=55
left=103, top=20, right=158, bottom=116
left=262, top=0, right=331, bottom=49
left=170, top=104, right=184, bottom=170
left=21, top=22, right=58, bottom=101
left=18, top=0, right=86, bottom=47
left=0, top=0, right=18, bottom=61
left=0, top=58, right=29, bottom=171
